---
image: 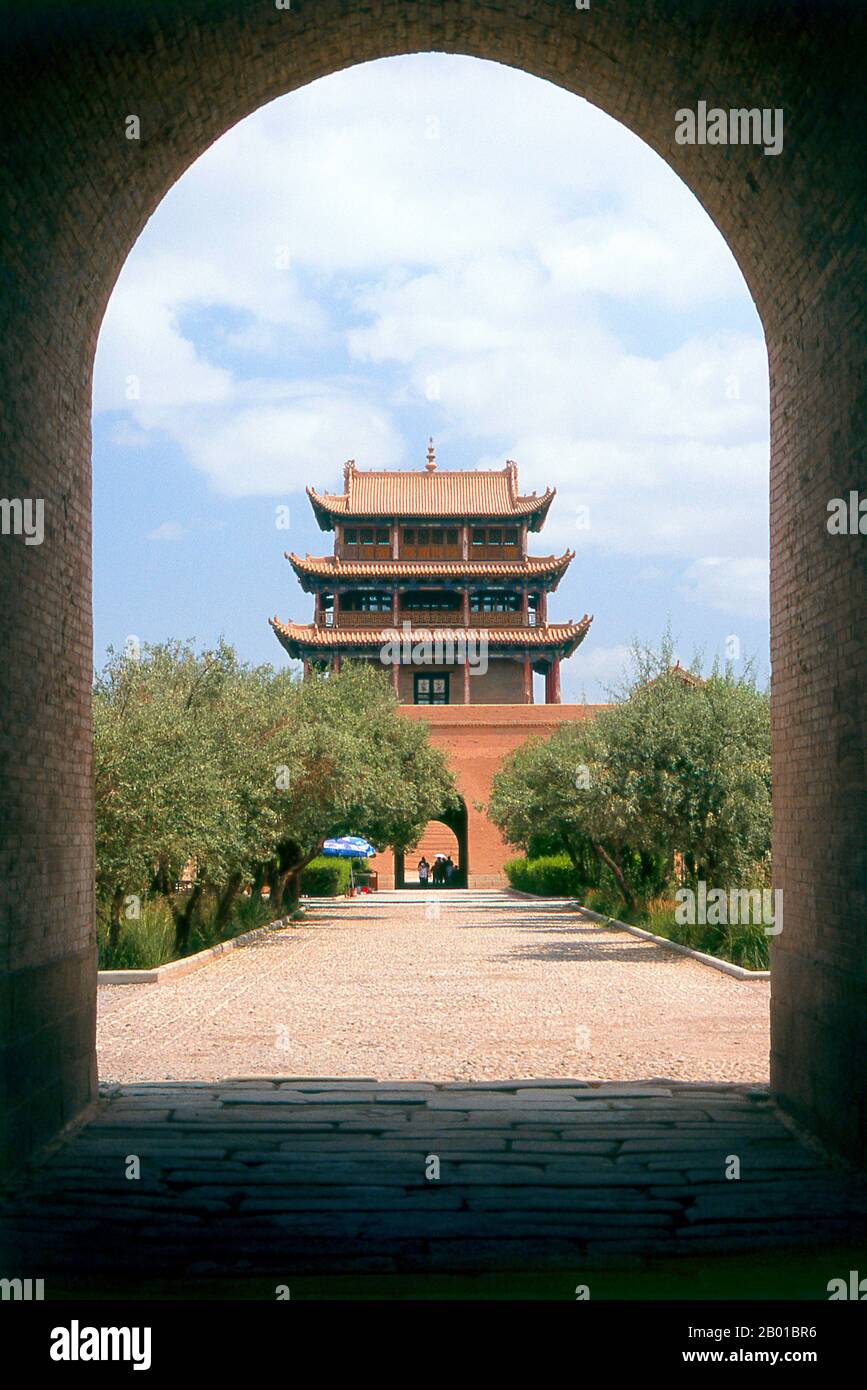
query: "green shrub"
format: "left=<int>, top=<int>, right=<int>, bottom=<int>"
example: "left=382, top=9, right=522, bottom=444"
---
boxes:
left=579, top=878, right=626, bottom=918
left=97, top=897, right=177, bottom=970
left=97, top=890, right=279, bottom=970
left=642, top=899, right=770, bottom=970
left=299, top=856, right=368, bottom=896
left=504, top=854, right=583, bottom=897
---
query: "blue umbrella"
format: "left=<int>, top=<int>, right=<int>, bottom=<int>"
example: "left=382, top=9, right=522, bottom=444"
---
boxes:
left=321, top=835, right=377, bottom=858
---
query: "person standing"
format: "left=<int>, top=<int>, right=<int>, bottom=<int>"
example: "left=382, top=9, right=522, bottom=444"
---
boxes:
left=417, top=856, right=430, bottom=886
left=445, top=855, right=455, bottom=887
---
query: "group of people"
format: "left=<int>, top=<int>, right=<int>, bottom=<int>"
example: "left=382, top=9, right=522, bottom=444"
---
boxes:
left=417, top=854, right=457, bottom=887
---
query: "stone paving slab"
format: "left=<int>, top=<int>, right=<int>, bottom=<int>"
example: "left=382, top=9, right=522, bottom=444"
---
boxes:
left=3, top=1080, right=866, bottom=1286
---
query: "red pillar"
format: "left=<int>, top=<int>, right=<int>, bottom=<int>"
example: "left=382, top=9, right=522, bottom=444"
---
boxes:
left=523, top=652, right=532, bottom=704
left=303, top=659, right=310, bottom=680
left=333, top=652, right=341, bottom=674
left=551, top=655, right=561, bottom=704
left=392, top=663, right=400, bottom=697
left=463, top=587, right=471, bottom=705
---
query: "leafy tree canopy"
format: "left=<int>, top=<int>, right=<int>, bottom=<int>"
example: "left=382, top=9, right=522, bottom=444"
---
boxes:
left=488, top=632, right=771, bottom=905
left=94, top=642, right=457, bottom=942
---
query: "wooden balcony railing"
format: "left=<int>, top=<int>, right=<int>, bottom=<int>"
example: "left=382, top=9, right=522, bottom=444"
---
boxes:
left=399, top=545, right=463, bottom=561
left=323, top=609, right=539, bottom=630
left=399, top=610, right=463, bottom=627
left=469, top=611, right=527, bottom=627
left=339, top=544, right=392, bottom=561
left=327, top=611, right=392, bottom=628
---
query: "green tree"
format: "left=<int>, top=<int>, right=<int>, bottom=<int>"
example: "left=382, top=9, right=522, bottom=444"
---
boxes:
left=94, top=644, right=459, bottom=945
left=256, top=664, right=459, bottom=909
left=488, top=637, right=771, bottom=911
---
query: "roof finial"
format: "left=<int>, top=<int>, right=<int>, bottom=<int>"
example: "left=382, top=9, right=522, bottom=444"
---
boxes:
left=425, top=437, right=437, bottom=471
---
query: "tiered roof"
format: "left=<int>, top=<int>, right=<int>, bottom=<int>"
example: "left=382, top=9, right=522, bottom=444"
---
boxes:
left=287, top=551, right=574, bottom=590
left=270, top=615, right=592, bottom=658
left=271, top=448, right=591, bottom=665
left=308, top=458, right=555, bottom=530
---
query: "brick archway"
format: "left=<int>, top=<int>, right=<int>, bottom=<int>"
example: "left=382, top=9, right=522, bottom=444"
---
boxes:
left=1, top=1, right=864, bottom=1166
left=394, top=802, right=469, bottom=889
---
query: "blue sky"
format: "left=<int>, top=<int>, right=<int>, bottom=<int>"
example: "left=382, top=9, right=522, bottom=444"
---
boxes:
left=93, top=55, right=770, bottom=701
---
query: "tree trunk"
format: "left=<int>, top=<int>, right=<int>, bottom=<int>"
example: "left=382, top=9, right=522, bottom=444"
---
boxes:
left=174, top=881, right=203, bottom=953
left=214, top=872, right=243, bottom=932
left=108, top=887, right=126, bottom=952
left=560, top=829, right=581, bottom=871
left=150, top=862, right=172, bottom=897
left=285, top=847, right=324, bottom=909
left=267, top=862, right=284, bottom=914
left=592, top=842, right=637, bottom=912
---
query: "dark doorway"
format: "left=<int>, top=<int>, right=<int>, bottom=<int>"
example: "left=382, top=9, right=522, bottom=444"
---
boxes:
left=395, top=799, right=468, bottom=888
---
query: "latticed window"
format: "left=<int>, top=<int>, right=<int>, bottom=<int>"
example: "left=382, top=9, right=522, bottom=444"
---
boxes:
left=414, top=674, right=449, bottom=705
left=470, top=526, right=520, bottom=551
left=404, top=591, right=460, bottom=612
left=344, top=591, right=392, bottom=612
left=471, top=591, right=520, bottom=613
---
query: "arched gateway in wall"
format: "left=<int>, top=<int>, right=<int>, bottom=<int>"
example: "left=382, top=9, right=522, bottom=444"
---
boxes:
left=0, top=1, right=864, bottom=1166
left=394, top=805, right=468, bottom=889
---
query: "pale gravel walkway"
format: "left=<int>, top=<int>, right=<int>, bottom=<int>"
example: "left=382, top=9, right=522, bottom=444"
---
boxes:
left=97, top=891, right=770, bottom=1084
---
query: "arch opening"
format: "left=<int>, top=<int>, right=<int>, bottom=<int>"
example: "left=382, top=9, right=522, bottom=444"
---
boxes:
left=395, top=802, right=469, bottom=889
left=0, top=1, right=864, bottom=1170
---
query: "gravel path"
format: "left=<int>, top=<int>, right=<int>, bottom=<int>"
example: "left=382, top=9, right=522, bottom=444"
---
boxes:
left=97, top=891, right=770, bottom=1084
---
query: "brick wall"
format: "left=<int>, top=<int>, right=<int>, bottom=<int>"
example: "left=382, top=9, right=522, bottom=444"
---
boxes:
left=379, top=704, right=607, bottom=888
left=470, top=657, right=524, bottom=705
left=0, top=0, right=864, bottom=1166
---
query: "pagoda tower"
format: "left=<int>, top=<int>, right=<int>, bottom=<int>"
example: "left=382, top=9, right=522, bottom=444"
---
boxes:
left=270, top=442, right=591, bottom=705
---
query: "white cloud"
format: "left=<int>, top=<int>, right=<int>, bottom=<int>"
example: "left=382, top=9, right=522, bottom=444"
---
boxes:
left=177, top=383, right=404, bottom=497
left=110, top=421, right=151, bottom=449
left=147, top=521, right=186, bottom=542
left=93, top=53, right=769, bottom=623
left=570, top=642, right=632, bottom=688
left=680, top=557, right=769, bottom=620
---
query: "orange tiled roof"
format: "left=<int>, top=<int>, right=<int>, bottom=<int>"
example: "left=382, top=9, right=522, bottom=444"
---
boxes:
left=287, top=551, right=574, bottom=588
left=270, top=615, right=592, bottom=658
left=307, top=459, right=554, bottom=529
left=642, top=661, right=706, bottom=690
